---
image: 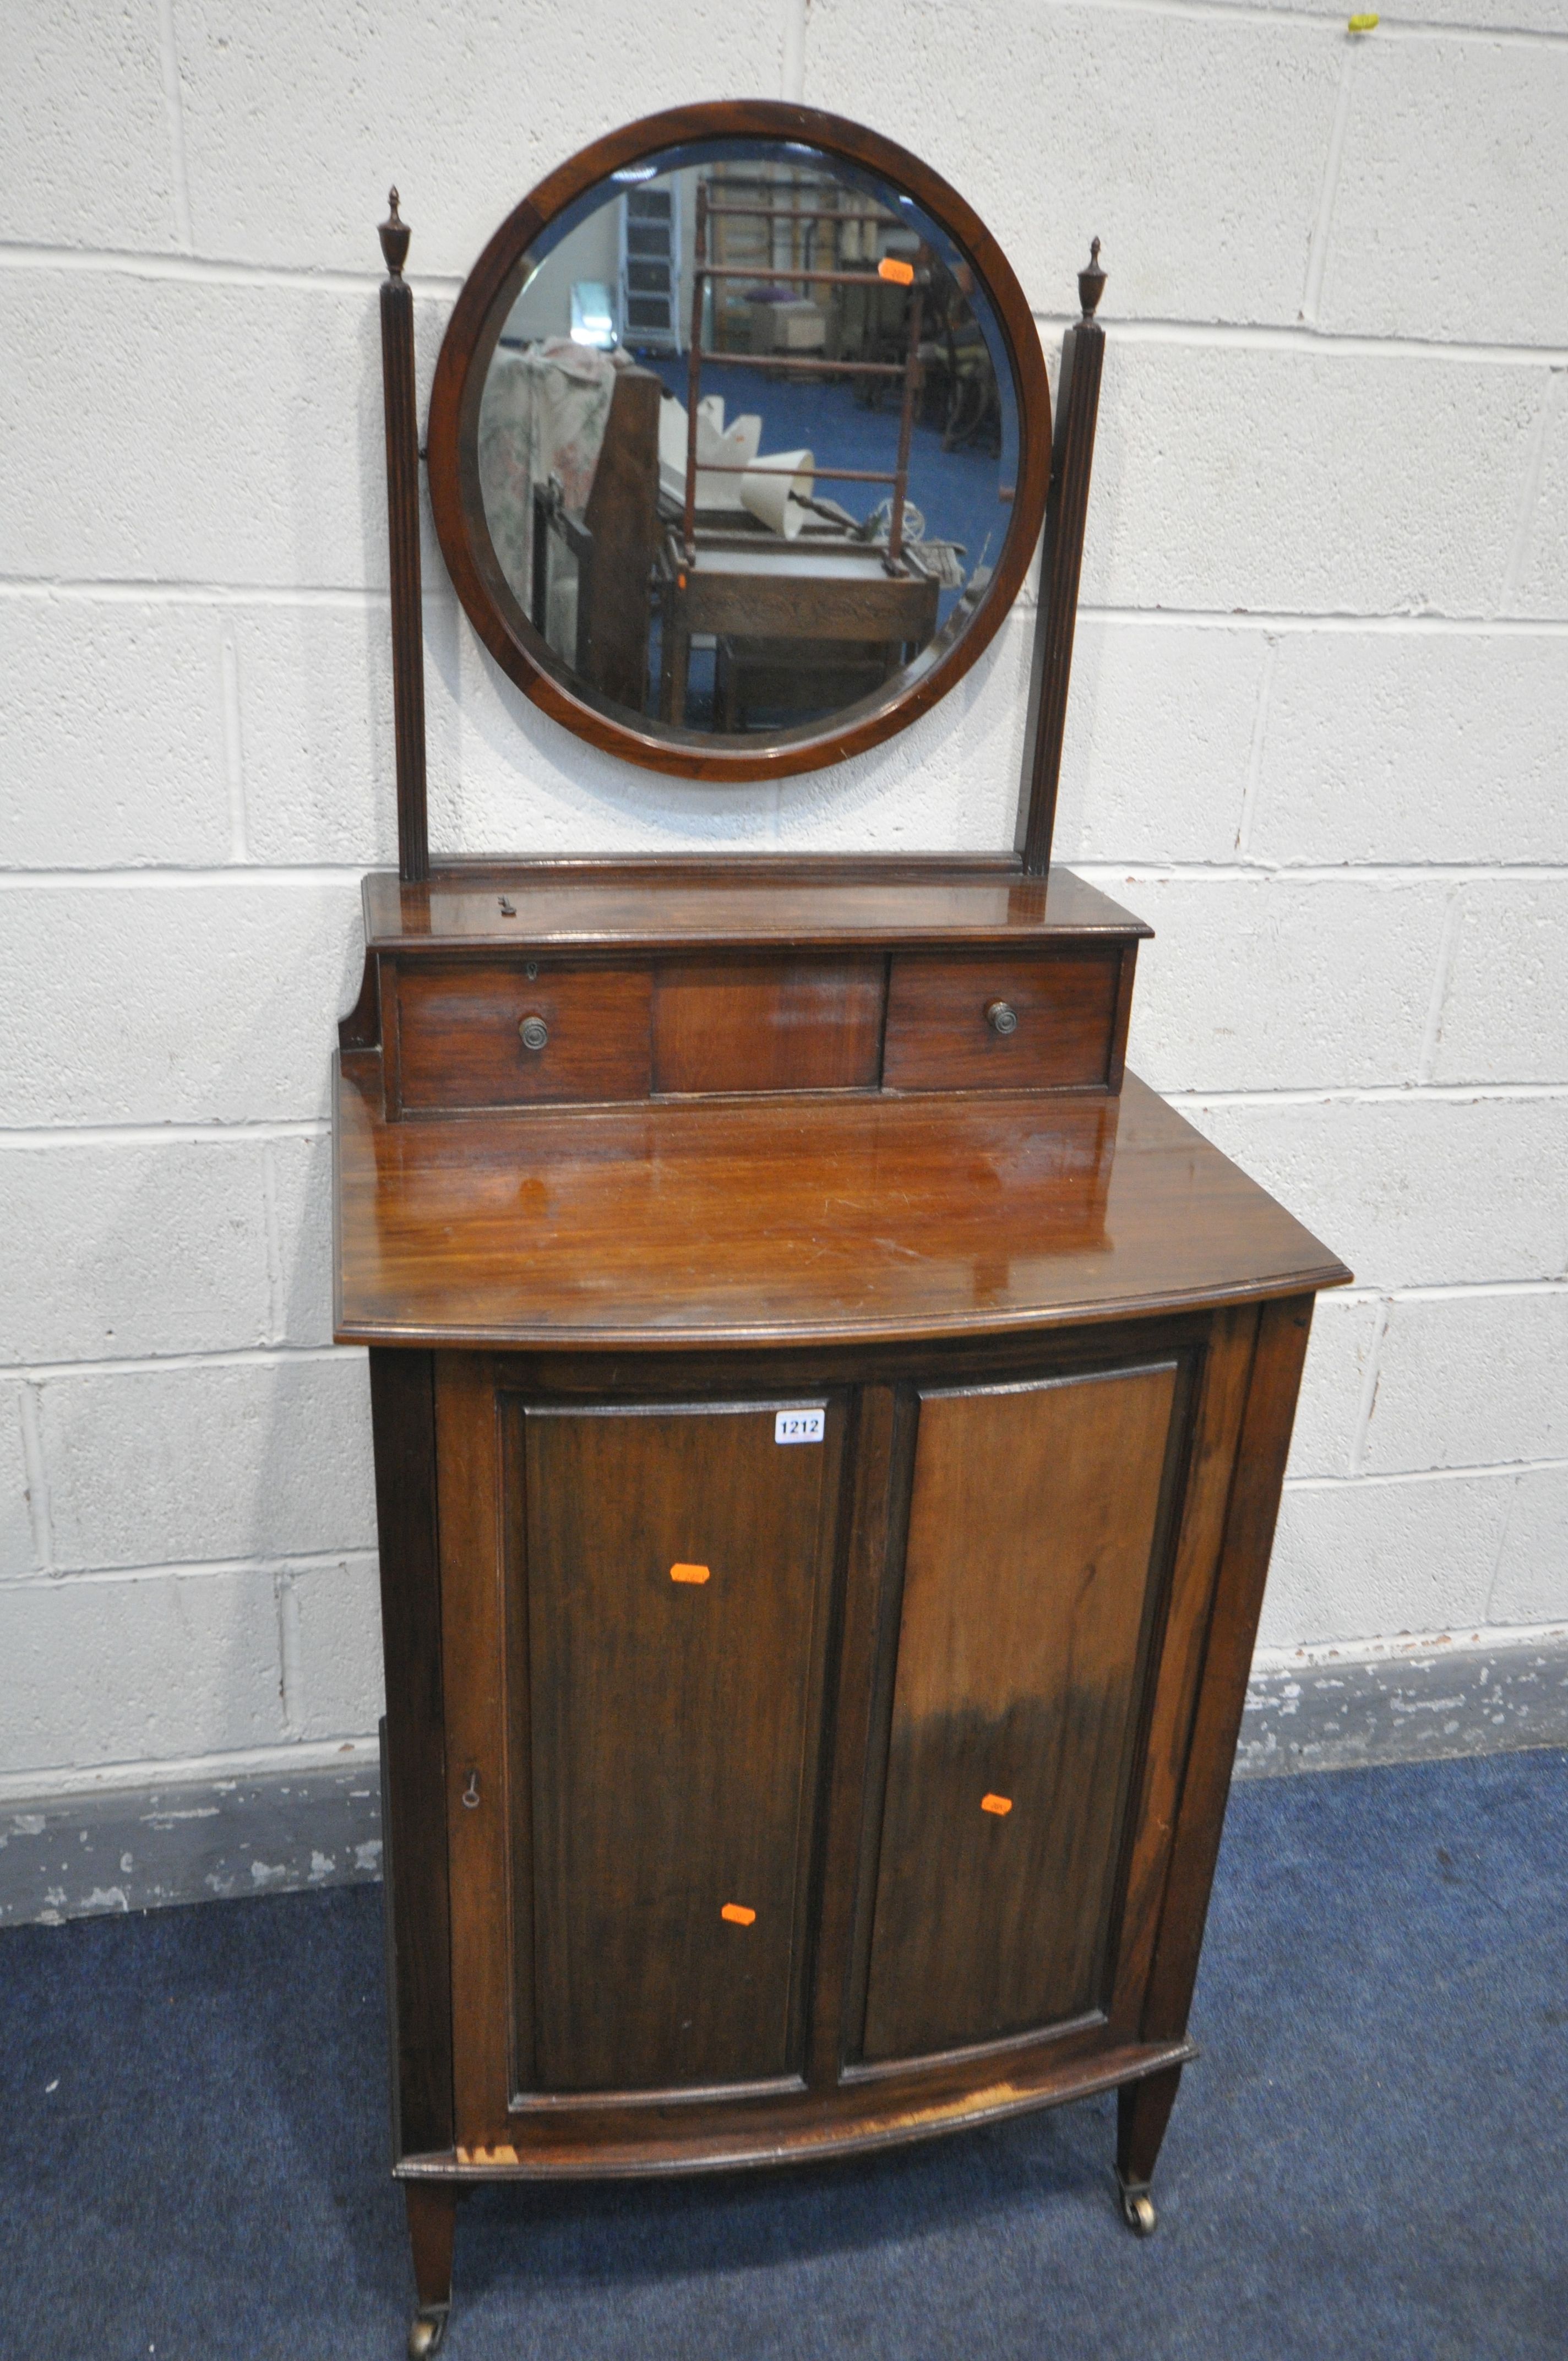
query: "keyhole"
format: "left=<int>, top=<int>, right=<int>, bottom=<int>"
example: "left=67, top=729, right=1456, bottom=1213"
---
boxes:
left=462, top=1770, right=481, bottom=1810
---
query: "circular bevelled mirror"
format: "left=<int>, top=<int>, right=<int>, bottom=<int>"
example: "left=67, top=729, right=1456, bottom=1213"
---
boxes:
left=427, top=101, right=1050, bottom=782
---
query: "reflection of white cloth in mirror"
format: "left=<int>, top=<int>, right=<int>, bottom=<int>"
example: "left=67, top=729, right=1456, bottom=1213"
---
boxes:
left=657, top=393, right=761, bottom=512
left=657, top=393, right=816, bottom=538
left=738, top=450, right=815, bottom=540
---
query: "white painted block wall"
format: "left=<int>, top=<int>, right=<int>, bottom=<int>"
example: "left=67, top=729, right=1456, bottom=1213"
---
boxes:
left=2, top=0, right=1564, bottom=1798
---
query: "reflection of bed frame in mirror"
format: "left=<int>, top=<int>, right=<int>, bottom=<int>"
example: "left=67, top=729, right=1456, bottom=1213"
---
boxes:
left=346, top=105, right=1348, bottom=2359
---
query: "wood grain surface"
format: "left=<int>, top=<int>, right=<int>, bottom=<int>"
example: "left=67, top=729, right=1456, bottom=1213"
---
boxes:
left=652, top=956, right=886, bottom=1095
left=882, top=946, right=1123, bottom=1094
left=360, top=864, right=1150, bottom=954
left=335, top=1069, right=1348, bottom=1348
left=860, top=1364, right=1178, bottom=2060
left=520, top=1400, right=839, bottom=2091
left=368, top=1350, right=452, bottom=2158
left=393, top=960, right=653, bottom=1113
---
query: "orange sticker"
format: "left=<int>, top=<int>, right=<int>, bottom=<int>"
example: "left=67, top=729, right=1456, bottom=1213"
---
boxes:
left=878, top=256, right=916, bottom=286
left=721, top=1903, right=756, bottom=1926
left=981, top=1793, right=1013, bottom=1816
left=671, top=1563, right=711, bottom=1584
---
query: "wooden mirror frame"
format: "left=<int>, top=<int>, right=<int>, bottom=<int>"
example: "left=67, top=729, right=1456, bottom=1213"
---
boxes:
left=425, top=100, right=1052, bottom=785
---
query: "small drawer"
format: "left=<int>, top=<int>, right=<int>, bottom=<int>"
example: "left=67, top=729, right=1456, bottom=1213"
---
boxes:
left=390, top=960, right=651, bottom=1113
left=652, top=956, right=885, bottom=1096
left=881, top=948, right=1127, bottom=1095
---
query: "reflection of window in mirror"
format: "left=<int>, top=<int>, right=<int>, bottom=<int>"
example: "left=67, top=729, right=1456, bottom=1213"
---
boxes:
left=475, top=140, right=1022, bottom=744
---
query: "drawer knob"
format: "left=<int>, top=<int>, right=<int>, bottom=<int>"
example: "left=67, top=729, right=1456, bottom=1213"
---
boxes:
left=986, top=999, right=1019, bottom=1036
left=519, top=1015, right=549, bottom=1052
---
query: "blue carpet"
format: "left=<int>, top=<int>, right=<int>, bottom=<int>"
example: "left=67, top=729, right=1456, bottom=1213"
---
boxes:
left=3, top=1749, right=1564, bottom=2358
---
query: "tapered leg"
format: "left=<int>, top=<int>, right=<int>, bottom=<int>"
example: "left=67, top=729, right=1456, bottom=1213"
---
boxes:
left=1116, top=2064, right=1183, bottom=2235
left=405, top=2183, right=458, bottom=2357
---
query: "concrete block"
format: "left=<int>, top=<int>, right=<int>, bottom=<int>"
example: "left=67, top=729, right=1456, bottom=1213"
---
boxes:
left=237, top=601, right=402, bottom=866
left=1239, top=1628, right=1568, bottom=1778
left=0, top=1571, right=286, bottom=1776
left=775, top=612, right=1032, bottom=855
left=1362, top=1291, right=1568, bottom=1476
left=1273, top=0, right=1568, bottom=26
left=418, top=582, right=471, bottom=859
left=0, top=272, right=402, bottom=589
left=2, top=0, right=179, bottom=249
left=439, top=605, right=782, bottom=856
left=0, top=880, right=363, bottom=1127
left=1319, top=40, right=1568, bottom=347
left=0, top=1385, right=37, bottom=1579
left=1250, top=629, right=1568, bottom=865
left=173, top=0, right=787, bottom=275
left=804, top=1, right=1341, bottom=325
left=0, top=1761, right=385, bottom=1922
left=1488, top=1467, right=1568, bottom=1624
left=0, top=599, right=231, bottom=868
left=1118, top=875, right=1449, bottom=1092
left=1053, top=624, right=1263, bottom=865
left=1083, top=342, right=1547, bottom=619
left=1431, top=882, right=1568, bottom=1086
left=441, top=597, right=1041, bottom=861
left=439, top=596, right=1035, bottom=859
left=268, top=1135, right=335, bottom=1351
left=285, top=1556, right=385, bottom=1742
left=1284, top=1292, right=1381, bottom=1481
left=1185, top=1095, right=1568, bottom=1291
left=1510, top=389, right=1568, bottom=617
left=0, top=1139, right=277, bottom=1365
left=41, top=1356, right=377, bottom=1573
left=1261, top=1472, right=1514, bottom=1650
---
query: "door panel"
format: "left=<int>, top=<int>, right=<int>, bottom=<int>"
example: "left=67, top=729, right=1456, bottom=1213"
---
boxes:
left=518, top=1400, right=835, bottom=2095
left=860, top=1363, right=1179, bottom=2064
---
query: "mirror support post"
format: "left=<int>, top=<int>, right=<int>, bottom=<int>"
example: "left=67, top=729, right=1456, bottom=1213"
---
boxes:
left=379, top=189, right=431, bottom=886
left=1017, top=241, right=1107, bottom=878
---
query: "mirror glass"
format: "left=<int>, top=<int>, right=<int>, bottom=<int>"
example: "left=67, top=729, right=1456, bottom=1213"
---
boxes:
left=473, top=134, right=1023, bottom=747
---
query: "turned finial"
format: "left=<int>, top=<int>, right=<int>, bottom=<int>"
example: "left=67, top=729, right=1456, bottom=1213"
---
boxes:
left=1077, top=236, right=1106, bottom=319
left=379, top=186, right=411, bottom=276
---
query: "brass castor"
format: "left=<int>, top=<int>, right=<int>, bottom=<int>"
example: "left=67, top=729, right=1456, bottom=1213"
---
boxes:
left=1120, top=2186, right=1157, bottom=2237
left=408, top=2307, right=448, bottom=2357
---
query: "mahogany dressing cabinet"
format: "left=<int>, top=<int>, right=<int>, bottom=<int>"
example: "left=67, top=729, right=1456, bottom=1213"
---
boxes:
left=336, top=105, right=1349, bottom=2354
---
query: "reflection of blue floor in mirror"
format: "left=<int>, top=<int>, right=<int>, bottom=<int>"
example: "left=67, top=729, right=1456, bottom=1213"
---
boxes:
left=636, top=351, right=1011, bottom=731
left=638, top=352, right=1009, bottom=621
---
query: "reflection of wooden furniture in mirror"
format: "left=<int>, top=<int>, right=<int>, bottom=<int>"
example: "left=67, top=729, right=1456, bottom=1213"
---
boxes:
left=528, top=364, right=663, bottom=708
left=646, top=176, right=941, bottom=731
left=346, top=104, right=1349, bottom=2358
left=426, top=106, right=1046, bottom=777
left=654, top=538, right=940, bottom=728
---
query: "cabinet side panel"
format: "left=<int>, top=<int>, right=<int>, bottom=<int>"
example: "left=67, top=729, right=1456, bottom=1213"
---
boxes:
left=435, top=1354, right=513, bottom=2148
left=1142, top=1296, right=1315, bottom=2042
left=502, top=1400, right=537, bottom=2094
left=368, top=1347, right=453, bottom=2157
left=1106, top=1307, right=1257, bottom=2039
left=862, top=1363, right=1178, bottom=2064
left=524, top=1403, right=832, bottom=2093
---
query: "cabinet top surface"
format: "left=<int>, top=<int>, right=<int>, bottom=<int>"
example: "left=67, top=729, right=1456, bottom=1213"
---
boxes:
left=361, top=864, right=1152, bottom=953
left=334, top=1063, right=1348, bottom=1350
